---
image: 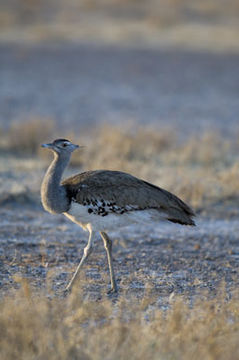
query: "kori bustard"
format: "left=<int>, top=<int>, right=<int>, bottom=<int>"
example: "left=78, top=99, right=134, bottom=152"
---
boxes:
left=41, top=139, right=195, bottom=293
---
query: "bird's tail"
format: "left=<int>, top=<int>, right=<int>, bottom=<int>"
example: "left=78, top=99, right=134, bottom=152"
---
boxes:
left=166, top=208, right=196, bottom=226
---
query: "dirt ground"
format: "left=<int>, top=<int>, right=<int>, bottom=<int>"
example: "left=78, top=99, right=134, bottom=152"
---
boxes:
left=0, top=202, right=238, bottom=305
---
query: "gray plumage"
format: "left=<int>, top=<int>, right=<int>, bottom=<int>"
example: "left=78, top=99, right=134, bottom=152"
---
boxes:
left=41, top=138, right=195, bottom=294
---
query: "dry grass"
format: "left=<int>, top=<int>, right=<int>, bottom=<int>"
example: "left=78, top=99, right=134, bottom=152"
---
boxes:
left=4, top=118, right=55, bottom=155
left=1, top=0, right=239, bottom=27
left=0, top=280, right=239, bottom=360
left=1, top=0, right=239, bottom=52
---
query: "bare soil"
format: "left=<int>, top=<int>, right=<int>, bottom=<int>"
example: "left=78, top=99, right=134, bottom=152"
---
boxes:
left=1, top=204, right=239, bottom=304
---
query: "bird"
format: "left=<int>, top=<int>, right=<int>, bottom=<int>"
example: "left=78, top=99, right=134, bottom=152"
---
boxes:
left=41, top=138, right=195, bottom=294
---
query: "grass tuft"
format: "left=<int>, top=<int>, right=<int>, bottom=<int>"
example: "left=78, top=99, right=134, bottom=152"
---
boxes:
left=0, top=282, right=239, bottom=360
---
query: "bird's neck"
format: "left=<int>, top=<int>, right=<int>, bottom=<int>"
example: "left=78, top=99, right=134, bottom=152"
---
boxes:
left=41, top=152, right=70, bottom=214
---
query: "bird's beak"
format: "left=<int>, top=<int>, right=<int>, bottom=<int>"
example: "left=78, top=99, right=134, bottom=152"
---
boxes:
left=75, top=145, right=85, bottom=150
left=41, top=143, right=52, bottom=148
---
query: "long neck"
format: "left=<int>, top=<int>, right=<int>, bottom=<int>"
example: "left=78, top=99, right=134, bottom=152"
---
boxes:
left=41, top=152, right=70, bottom=214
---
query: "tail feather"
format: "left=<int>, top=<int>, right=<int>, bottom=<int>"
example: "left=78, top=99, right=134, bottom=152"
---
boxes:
left=167, top=217, right=196, bottom=226
left=142, top=180, right=196, bottom=226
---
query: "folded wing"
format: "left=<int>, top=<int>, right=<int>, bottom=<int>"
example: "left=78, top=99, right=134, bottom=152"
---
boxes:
left=62, top=170, right=195, bottom=225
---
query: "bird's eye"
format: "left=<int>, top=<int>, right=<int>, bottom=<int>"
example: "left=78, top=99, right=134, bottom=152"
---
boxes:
left=62, top=143, right=68, bottom=147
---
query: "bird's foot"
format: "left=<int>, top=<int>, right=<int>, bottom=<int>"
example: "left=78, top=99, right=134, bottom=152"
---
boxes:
left=62, top=286, right=72, bottom=297
left=107, top=287, right=118, bottom=296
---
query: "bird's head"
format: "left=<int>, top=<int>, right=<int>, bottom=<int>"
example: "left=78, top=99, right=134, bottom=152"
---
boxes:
left=41, top=139, right=82, bottom=156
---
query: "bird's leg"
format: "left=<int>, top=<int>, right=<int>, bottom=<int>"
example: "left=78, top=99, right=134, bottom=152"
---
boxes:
left=65, top=229, right=95, bottom=292
left=100, top=231, right=118, bottom=293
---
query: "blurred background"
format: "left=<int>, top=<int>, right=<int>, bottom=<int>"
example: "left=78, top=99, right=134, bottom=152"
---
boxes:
left=0, top=0, right=239, bottom=209
left=0, top=0, right=239, bottom=133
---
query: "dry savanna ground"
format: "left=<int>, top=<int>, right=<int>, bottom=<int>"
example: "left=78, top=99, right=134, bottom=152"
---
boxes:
left=0, top=120, right=239, bottom=359
left=1, top=0, right=239, bottom=356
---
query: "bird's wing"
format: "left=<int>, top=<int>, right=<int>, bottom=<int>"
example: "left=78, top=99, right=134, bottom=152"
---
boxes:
left=62, top=170, right=195, bottom=225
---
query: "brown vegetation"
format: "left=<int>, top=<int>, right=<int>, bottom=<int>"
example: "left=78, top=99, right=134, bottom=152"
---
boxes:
left=6, top=118, right=55, bottom=155
left=1, top=0, right=239, bottom=52
left=0, top=280, right=239, bottom=360
left=1, top=0, right=238, bottom=28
